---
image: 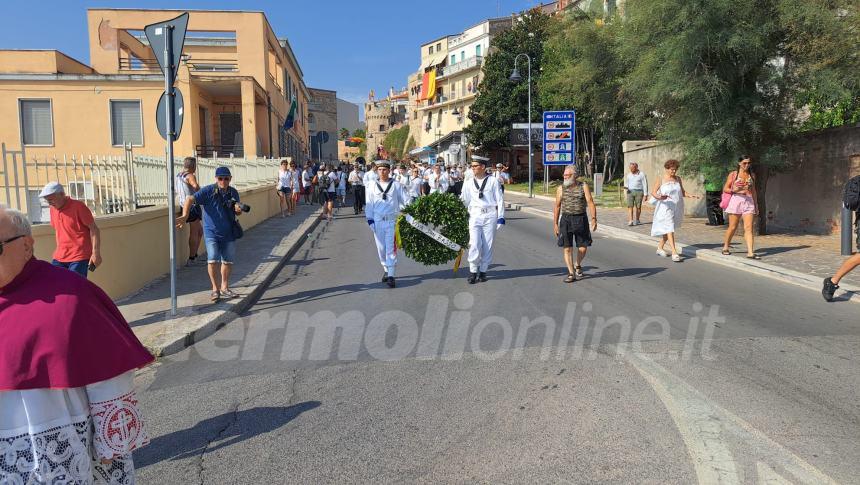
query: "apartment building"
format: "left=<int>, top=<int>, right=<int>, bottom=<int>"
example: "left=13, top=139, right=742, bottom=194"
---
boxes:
left=0, top=8, right=310, bottom=161
left=308, top=87, right=338, bottom=163
left=408, top=18, right=514, bottom=165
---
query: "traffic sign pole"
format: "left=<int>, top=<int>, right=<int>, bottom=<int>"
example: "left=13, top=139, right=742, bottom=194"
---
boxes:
left=146, top=13, right=188, bottom=317
left=165, top=25, right=178, bottom=316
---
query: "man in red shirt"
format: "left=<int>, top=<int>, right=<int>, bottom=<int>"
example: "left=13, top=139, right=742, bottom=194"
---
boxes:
left=39, top=182, right=102, bottom=278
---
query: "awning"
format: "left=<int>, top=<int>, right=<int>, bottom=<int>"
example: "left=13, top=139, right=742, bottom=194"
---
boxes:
left=423, top=52, right=447, bottom=69
left=409, top=146, right=435, bottom=155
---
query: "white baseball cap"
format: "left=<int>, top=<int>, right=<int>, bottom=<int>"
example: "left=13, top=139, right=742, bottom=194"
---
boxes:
left=39, top=182, right=64, bottom=198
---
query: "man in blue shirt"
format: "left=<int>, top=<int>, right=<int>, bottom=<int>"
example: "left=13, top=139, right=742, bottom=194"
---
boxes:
left=177, top=166, right=244, bottom=302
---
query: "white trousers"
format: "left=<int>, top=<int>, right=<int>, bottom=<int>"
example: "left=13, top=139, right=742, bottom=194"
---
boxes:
left=467, top=211, right=497, bottom=273
left=373, top=219, right=397, bottom=276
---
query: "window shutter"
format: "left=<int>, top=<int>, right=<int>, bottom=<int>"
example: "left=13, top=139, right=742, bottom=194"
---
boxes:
left=20, top=100, right=53, bottom=145
left=111, top=100, right=143, bottom=146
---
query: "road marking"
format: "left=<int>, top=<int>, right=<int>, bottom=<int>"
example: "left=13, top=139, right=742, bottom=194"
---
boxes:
left=623, top=351, right=839, bottom=485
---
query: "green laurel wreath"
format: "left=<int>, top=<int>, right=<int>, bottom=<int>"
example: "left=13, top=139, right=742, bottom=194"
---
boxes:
left=398, top=192, right=470, bottom=266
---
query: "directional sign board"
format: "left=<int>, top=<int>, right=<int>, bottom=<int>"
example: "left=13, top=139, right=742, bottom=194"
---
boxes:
left=542, top=110, right=576, bottom=166
left=144, top=13, right=189, bottom=82
left=156, top=88, right=184, bottom=140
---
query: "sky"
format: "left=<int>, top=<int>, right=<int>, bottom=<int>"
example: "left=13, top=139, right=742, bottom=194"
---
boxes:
left=1, top=0, right=542, bottom=121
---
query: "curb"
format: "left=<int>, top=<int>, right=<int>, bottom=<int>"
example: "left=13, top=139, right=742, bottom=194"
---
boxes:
left=509, top=202, right=860, bottom=304
left=141, top=208, right=324, bottom=357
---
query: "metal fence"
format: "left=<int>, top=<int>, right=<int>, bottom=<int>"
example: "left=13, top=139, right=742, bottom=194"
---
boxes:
left=1, top=143, right=281, bottom=223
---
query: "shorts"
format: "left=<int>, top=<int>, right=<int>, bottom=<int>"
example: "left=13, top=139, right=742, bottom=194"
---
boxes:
left=725, top=194, right=756, bottom=215
left=336, top=187, right=346, bottom=196
left=558, top=214, right=592, bottom=248
left=626, top=190, right=644, bottom=208
left=322, top=191, right=336, bottom=203
left=52, top=259, right=89, bottom=278
left=205, top=238, right=236, bottom=264
left=279, top=187, right=292, bottom=196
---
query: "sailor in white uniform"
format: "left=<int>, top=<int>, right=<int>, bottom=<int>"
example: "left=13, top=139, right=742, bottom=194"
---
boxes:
left=366, top=160, right=408, bottom=288
left=460, top=156, right=505, bottom=284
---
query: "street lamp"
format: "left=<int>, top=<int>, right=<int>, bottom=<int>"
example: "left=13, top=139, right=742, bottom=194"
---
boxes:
left=510, top=53, right=533, bottom=198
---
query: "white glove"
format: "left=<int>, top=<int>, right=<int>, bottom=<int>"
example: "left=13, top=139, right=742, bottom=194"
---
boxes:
left=496, top=223, right=503, bottom=230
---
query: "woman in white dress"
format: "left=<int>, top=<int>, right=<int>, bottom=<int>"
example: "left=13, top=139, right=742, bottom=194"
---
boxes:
left=650, top=159, right=700, bottom=262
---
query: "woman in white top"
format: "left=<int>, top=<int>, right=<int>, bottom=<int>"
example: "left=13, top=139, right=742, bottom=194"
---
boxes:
left=289, top=160, right=301, bottom=213
left=650, top=159, right=700, bottom=262
left=276, top=160, right=292, bottom=218
left=175, top=157, right=203, bottom=265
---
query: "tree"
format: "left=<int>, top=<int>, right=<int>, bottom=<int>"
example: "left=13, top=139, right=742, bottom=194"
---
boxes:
left=620, top=0, right=860, bottom=233
left=540, top=10, right=651, bottom=181
left=383, top=126, right=410, bottom=160
left=339, top=127, right=350, bottom=140
left=465, top=10, right=552, bottom=151
left=352, top=128, right=367, bottom=159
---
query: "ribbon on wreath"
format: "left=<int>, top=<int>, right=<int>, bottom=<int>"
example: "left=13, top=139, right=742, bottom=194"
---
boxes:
left=401, top=214, right=465, bottom=273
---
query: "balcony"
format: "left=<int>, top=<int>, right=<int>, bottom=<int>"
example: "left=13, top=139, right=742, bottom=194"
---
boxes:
left=118, top=57, right=238, bottom=73
left=438, top=56, right=483, bottom=79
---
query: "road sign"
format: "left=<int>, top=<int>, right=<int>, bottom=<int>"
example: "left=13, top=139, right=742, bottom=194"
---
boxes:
left=319, top=131, right=329, bottom=143
left=156, top=88, right=184, bottom=141
left=144, top=13, right=189, bottom=81
left=510, top=123, right=543, bottom=147
left=542, top=110, right=576, bottom=166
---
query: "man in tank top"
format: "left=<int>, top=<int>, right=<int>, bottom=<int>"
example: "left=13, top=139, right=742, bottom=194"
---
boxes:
left=553, top=164, right=598, bottom=283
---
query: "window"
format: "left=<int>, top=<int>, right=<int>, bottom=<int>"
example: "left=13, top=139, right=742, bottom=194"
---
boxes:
left=451, top=55, right=456, bottom=65
left=437, top=110, right=442, bottom=127
left=461, top=51, right=465, bottom=62
left=476, top=45, right=482, bottom=57
left=19, top=99, right=53, bottom=146
left=429, top=46, right=434, bottom=54
left=436, top=43, right=441, bottom=51
left=110, top=100, right=143, bottom=146
left=379, top=124, right=385, bottom=132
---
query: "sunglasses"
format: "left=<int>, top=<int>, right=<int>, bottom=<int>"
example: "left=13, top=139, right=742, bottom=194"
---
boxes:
left=0, top=235, right=25, bottom=256
left=217, top=176, right=231, bottom=181
left=470, top=165, right=481, bottom=168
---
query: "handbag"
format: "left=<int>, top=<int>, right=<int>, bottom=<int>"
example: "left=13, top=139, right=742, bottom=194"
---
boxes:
left=720, top=172, right=737, bottom=210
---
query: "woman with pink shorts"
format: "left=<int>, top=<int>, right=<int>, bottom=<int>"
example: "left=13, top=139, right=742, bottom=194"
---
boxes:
left=721, top=155, right=760, bottom=259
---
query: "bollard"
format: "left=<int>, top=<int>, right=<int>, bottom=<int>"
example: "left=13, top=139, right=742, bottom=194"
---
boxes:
left=841, top=206, right=853, bottom=256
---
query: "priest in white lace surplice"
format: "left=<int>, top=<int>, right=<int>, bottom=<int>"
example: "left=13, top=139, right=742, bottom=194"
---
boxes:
left=0, top=207, right=155, bottom=484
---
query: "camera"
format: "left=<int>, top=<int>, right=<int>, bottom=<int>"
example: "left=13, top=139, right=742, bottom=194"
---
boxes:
left=227, top=197, right=251, bottom=213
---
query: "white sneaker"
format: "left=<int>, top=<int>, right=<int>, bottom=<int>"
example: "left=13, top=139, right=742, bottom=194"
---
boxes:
left=672, top=254, right=682, bottom=262
left=635, top=220, right=642, bottom=225
left=627, top=221, right=634, bottom=226
left=656, top=249, right=668, bottom=257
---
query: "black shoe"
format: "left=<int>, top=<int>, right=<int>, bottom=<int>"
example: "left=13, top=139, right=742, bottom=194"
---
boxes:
left=822, top=277, right=838, bottom=302
left=387, top=276, right=396, bottom=288
left=382, top=272, right=389, bottom=283
left=468, top=273, right=478, bottom=284
left=478, top=272, right=488, bottom=282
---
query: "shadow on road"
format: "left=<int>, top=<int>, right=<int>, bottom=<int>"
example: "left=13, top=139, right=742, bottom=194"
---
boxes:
left=134, top=401, right=321, bottom=468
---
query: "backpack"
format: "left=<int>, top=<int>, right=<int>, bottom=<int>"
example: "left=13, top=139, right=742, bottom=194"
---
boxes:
left=844, top=175, right=860, bottom=211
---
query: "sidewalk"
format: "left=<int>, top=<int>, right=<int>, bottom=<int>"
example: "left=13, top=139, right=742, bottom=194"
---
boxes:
left=119, top=201, right=323, bottom=356
left=505, top=190, right=860, bottom=297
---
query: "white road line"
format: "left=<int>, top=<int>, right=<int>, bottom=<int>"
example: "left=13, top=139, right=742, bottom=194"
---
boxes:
left=623, top=350, right=839, bottom=485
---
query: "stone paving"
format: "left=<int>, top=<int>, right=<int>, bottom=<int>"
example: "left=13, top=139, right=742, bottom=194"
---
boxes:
left=506, top=190, right=860, bottom=288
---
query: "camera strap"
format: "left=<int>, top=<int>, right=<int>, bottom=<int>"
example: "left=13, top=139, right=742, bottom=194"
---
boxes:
left=215, top=188, right=238, bottom=221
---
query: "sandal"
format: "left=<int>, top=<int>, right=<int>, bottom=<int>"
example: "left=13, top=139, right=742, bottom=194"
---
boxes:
left=721, top=249, right=731, bottom=255
left=221, top=288, right=238, bottom=299
left=210, top=290, right=220, bottom=302
left=564, top=274, right=575, bottom=283
left=574, top=265, right=584, bottom=277
left=746, top=254, right=761, bottom=260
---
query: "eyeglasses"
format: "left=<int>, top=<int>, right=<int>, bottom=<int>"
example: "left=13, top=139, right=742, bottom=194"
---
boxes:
left=217, top=177, right=231, bottom=181
left=0, top=235, right=24, bottom=256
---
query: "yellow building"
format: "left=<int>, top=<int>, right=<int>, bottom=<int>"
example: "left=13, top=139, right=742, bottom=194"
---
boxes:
left=410, top=18, right=513, bottom=165
left=0, top=8, right=310, bottom=161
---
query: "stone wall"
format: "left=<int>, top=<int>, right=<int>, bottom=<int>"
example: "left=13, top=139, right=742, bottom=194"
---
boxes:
left=766, top=124, right=860, bottom=233
left=622, top=123, right=860, bottom=232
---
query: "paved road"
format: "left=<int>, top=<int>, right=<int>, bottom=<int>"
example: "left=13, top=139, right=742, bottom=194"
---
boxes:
left=134, top=204, right=860, bottom=484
